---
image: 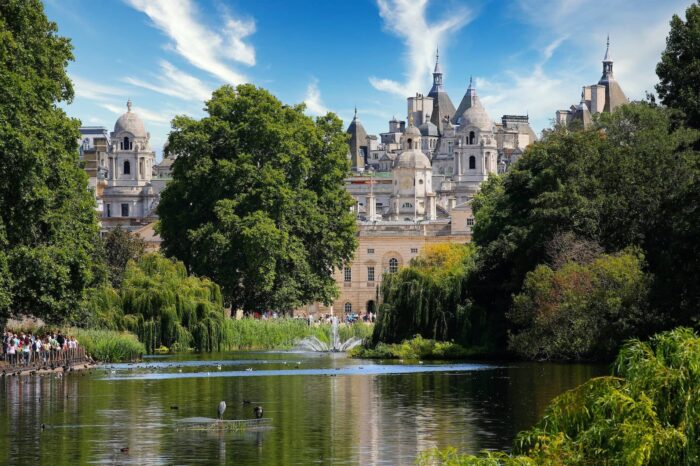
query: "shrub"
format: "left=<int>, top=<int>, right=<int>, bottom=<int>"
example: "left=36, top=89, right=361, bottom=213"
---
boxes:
left=350, top=335, right=476, bottom=360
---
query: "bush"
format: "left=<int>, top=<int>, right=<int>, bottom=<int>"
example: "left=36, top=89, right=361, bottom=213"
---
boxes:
left=350, top=335, right=477, bottom=360
left=508, top=250, right=652, bottom=360
left=72, top=328, right=145, bottom=362
left=418, top=327, right=700, bottom=465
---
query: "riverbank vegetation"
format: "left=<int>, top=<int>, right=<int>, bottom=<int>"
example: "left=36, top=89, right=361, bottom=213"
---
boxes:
left=350, top=336, right=478, bottom=360
left=418, top=327, right=700, bottom=465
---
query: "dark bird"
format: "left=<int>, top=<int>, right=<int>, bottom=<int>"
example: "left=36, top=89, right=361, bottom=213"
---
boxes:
left=253, top=406, right=263, bottom=419
left=120, top=447, right=129, bottom=453
left=217, top=401, right=227, bottom=420
left=242, top=399, right=251, bottom=405
left=170, top=405, right=179, bottom=410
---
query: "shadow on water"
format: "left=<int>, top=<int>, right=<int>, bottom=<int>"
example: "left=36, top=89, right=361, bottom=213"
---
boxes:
left=0, top=351, right=607, bottom=465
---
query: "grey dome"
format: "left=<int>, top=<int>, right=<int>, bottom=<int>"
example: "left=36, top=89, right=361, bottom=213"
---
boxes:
left=457, top=99, right=492, bottom=131
left=419, top=121, right=439, bottom=137
left=404, top=124, right=421, bottom=137
left=396, top=149, right=431, bottom=169
left=114, top=100, right=147, bottom=138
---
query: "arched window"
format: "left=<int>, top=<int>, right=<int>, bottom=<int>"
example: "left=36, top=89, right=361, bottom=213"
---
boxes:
left=123, top=160, right=131, bottom=175
left=469, top=156, right=476, bottom=169
left=123, top=136, right=131, bottom=150
left=344, top=302, right=352, bottom=314
left=389, top=258, right=398, bottom=273
left=469, top=131, right=475, bottom=145
left=402, top=202, right=413, bottom=208
left=407, top=138, right=412, bottom=148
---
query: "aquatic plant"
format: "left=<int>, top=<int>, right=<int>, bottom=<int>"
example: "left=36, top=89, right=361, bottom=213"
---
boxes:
left=417, top=327, right=700, bottom=465
left=350, top=335, right=477, bottom=360
left=71, top=328, right=145, bottom=363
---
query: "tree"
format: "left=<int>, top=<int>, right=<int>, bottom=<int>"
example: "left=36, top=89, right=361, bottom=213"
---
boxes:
left=373, top=243, right=476, bottom=345
left=103, top=227, right=146, bottom=287
left=656, top=1, right=700, bottom=129
left=469, top=103, right=699, bottom=350
left=508, top=250, right=651, bottom=361
left=0, top=0, right=100, bottom=326
left=157, top=84, right=357, bottom=313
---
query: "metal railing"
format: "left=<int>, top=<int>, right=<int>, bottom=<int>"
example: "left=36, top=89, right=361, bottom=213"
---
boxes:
left=1, top=347, right=88, bottom=370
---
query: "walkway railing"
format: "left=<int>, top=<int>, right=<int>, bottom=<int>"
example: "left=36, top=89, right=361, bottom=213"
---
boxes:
left=1, top=347, right=89, bottom=371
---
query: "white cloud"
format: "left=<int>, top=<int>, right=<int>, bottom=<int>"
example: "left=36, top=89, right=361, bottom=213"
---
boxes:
left=123, top=60, right=212, bottom=103
left=303, top=78, right=329, bottom=116
left=369, top=0, right=471, bottom=96
left=125, top=0, right=255, bottom=84
left=71, top=76, right=126, bottom=101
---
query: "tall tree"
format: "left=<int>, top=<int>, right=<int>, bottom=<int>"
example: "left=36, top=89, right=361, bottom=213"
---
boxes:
left=0, top=0, right=100, bottom=326
left=158, top=84, right=357, bottom=313
left=103, top=227, right=146, bottom=287
left=656, top=1, right=700, bottom=129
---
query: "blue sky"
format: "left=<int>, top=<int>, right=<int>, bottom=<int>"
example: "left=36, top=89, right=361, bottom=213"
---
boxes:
left=44, top=0, right=691, bottom=158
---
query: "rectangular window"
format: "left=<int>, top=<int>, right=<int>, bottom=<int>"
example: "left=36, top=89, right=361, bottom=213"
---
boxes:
left=367, top=266, right=375, bottom=282
left=367, top=248, right=374, bottom=254
left=467, top=218, right=475, bottom=226
left=121, top=203, right=129, bottom=217
left=411, top=248, right=418, bottom=254
left=344, top=267, right=351, bottom=282
left=106, top=204, right=111, bottom=218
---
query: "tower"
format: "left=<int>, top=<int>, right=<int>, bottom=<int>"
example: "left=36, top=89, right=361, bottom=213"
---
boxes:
left=427, top=47, right=457, bottom=135
left=346, top=107, right=368, bottom=172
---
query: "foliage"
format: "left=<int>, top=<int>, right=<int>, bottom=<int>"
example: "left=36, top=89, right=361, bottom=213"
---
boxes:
left=0, top=0, right=100, bottom=326
left=220, top=318, right=373, bottom=350
left=508, top=250, right=652, bottom=361
left=103, top=226, right=146, bottom=287
left=656, top=1, right=700, bottom=129
left=418, top=328, right=700, bottom=465
left=70, top=327, right=145, bottom=362
left=157, top=84, right=357, bottom=313
left=372, top=243, right=476, bottom=345
left=350, top=335, right=478, bottom=360
left=87, top=253, right=226, bottom=353
left=469, top=103, right=700, bottom=350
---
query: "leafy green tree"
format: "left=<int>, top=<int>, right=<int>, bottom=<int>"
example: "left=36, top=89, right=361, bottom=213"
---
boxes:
left=508, top=250, right=651, bottom=361
left=157, top=84, right=357, bottom=313
left=0, top=0, right=99, bottom=326
left=103, top=226, right=146, bottom=287
left=469, top=103, right=699, bottom=350
left=373, top=243, right=476, bottom=345
left=656, top=1, right=700, bottom=129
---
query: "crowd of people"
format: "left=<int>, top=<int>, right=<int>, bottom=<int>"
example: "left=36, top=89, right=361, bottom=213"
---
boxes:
left=1, top=331, right=80, bottom=366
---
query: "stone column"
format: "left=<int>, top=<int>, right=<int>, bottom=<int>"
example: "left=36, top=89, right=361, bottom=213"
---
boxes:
left=366, top=192, right=376, bottom=221
left=427, top=193, right=437, bottom=220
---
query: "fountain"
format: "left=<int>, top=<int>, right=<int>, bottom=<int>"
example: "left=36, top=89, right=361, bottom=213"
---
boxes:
left=298, top=317, right=363, bottom=352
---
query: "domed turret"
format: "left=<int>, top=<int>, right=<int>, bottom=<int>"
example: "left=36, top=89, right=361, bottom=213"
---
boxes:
left=454, top=78, right=492, bottom=131
left=397, top=115, right=431, bottom=169
left=114, top=99, right=147, bottom=139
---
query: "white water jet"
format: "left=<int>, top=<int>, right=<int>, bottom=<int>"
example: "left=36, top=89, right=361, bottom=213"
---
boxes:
left=297, top=317, right=363, bottom=352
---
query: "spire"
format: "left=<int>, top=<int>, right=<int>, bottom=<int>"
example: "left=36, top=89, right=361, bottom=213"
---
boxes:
left=353, top=106, right=358, bottom=120
left=603, top=35, right=611, bottom=62
left=434, top=46, right=441, bottom=73
left=467, top=76, right=475, bottom=96
left=600, top=35, right=614, bottom=81
left=126, top=99, right=133, bottom=112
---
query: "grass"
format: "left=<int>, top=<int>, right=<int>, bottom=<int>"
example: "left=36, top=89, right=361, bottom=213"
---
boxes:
left=220, top=318, right=374, bottom=350
left=349, top=335, right=483, bottom=360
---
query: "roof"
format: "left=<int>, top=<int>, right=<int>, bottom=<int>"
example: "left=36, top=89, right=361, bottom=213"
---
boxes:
left=346, top=109, right=368, bottom=169
left=396, top=149, right=431, bottom=169
left=114, top=100, right=147, bottom=138
left=419, top=121, right=439, bottom=137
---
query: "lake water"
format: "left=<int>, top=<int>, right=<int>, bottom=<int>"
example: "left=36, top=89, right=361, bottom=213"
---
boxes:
left=1, top=352, right=606, bottom=465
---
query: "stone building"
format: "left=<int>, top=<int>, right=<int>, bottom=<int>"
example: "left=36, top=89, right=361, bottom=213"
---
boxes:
left=555, top=37, right=628, bottom=128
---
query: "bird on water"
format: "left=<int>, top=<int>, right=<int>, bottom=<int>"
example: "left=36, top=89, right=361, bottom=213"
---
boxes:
left=217, top=401, right=227, bottom=420
left=253, top=406, right=263, bottom=419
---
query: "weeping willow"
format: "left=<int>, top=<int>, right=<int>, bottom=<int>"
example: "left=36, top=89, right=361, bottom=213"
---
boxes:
left=88, top=253, right=226, bottom=353
left=418, top=327, right=700, bottom=465
left=373, top=243, right=475, bottom=345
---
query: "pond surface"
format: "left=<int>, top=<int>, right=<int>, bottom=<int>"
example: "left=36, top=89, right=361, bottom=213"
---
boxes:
left=1, top=352, right=606, bottom=465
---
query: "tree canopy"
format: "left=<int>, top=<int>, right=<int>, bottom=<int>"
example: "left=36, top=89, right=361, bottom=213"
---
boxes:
left=0, top=0, right=99, bottom=325
left=157, top=84, right=357, bottom=313
left=103, top=226, right=146, bottom=287
left=656, top=1, right=700, bottom=129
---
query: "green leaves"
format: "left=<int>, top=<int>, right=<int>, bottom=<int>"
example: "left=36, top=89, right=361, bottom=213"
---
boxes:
left=158, top=84, right=357, bottom=312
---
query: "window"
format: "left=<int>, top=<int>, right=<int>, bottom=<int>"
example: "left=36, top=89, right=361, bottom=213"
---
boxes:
left=467, top=217, right=475, bottom=226
left=367, top=248, right=374, bottom=254
left=367, top=266, right=375, bottom=282
left=344, top=266, right=352, bottom=282
left=121, top=203, right=129, bottom=217
left=82, top=138, right=89, bottom=150
left=402, top=202, right=413, bottom=208
left=123, top=160, right=131, bottom=175
left=344, top=302, right=352, bottom=314
left=106, top=204, right=111, bottom=218
left=418, top=179, right=424, bottom=184
left=123, top=136, right=131, bottom=150
left=469, top=131, right=476, bottom=145
left=411, top=248, right=418, bottom=254
left=469, top=156, right=476, bottom=170
left=389, top=258, right=398, bottom=273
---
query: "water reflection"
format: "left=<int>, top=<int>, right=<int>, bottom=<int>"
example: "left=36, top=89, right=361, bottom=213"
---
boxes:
left=0, top=353, right=606, bottom=465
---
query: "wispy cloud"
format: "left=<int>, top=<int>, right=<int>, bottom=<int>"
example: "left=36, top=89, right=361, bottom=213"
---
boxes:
left=303, top=78, right=329, bottom=116
left=123, top=60, right=212, bottom=103
left=369, top=0, right=471, bottom=97
left=100, top=102, right=171, bottom=126
left=72, top=76, right=127, bottom=101
left=125, top=0, right=255, bottom=84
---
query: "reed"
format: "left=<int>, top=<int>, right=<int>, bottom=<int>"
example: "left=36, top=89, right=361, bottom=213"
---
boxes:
left=70, top=327, right=145, bottom=362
